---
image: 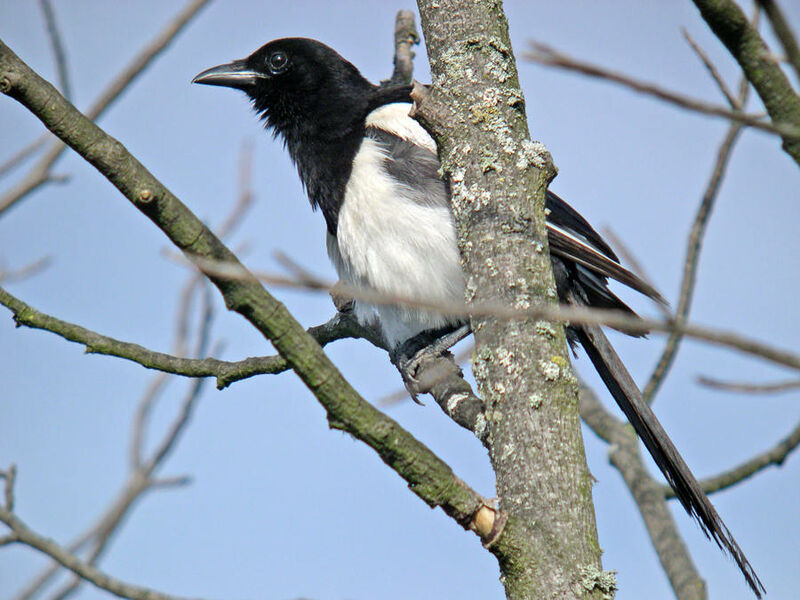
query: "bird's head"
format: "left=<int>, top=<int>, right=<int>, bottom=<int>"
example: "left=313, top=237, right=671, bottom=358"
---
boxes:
left=192, top=38, right=375, bottom=140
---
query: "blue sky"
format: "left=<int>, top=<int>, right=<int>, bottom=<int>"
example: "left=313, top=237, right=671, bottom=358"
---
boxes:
left=1, top=2, right=798, bottom=599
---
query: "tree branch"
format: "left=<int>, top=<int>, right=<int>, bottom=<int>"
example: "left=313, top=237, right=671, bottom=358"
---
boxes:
left=696, top=375, right=800, bottom=394
left=691, top=0, right=800, bottom=166
left=643, top=77, right=749, bottom=404
left=0, top=0, right=211, bottom=217
left=756, top=0, right=800, bottom=83
left=525, top=41, right=797, bottom=138
left=663, top=419, right=800, bottom=498
left=579, top=391, right=707, bottom=600
left=188, top=255, right=800, bottom=374
left=682, top=28, right=738, bottom=109
left=381, top=10, right=419, bottom=87
left=1, top=502, right=204, bottom=600
left=0, top=283, right=367, bottom=389
left=38, top=0, right=71, bottom=101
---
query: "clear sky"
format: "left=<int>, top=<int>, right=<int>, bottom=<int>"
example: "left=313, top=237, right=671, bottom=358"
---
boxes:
left=1, top=2, right=798, bottom=599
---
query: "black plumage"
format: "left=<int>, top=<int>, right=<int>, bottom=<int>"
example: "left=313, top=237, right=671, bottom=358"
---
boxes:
left=193, top=37, right=764, bottom=597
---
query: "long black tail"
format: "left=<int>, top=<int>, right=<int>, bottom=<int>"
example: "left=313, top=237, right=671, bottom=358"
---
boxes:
left=573, top=321, right=765, bottom=598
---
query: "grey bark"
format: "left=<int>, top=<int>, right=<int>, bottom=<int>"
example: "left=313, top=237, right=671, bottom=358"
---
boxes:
left=415, top=2, right=610, bottom=598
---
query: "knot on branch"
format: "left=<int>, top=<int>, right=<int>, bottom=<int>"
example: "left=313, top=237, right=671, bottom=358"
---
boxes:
left=470, top=503, right=506, bottom=548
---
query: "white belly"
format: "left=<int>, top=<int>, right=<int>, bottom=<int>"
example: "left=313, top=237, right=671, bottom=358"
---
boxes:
left=327, top=137, right=464, bottom=348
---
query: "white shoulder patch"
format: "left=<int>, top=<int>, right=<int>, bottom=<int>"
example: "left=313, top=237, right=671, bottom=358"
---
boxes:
left=365, top=102, right=437, bottom=154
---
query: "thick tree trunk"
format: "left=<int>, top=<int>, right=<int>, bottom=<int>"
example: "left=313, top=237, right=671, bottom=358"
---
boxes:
left=415, top=2, right=610, bottom=598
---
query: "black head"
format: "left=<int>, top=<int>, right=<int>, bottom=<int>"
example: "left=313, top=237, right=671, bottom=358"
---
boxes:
left=193, top=38, right=383, bottom=234
left=192, top=38, right=376, bottom=141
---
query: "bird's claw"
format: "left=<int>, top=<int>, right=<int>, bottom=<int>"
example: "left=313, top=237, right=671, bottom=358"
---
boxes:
left=390, top=324, right=471, bottom=404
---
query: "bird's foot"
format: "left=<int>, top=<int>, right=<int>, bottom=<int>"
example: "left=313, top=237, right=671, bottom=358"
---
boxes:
left=390, top=324, right=471, bottom=404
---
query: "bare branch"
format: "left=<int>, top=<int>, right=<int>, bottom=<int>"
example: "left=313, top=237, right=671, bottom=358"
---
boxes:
left=0, top=134, right=48, bottom=178
left=0, top=464, right=16, bottom=511
left=692, top=0, right=800, bottom=165
left=696, top=376, right=800, bottom=395
left=682, top=28, right=738, bottom=108
left=578, top=390, right=706, bottom=599
left=664, top=419, right=800, bottom=498
left=525, top=41, right=797, bottom=138
left=38, top=0, right=71, bottom=101
left=643, top=119, right=747, bottom=404
left=0, top=256, right=51, bottom=283
left=0, top=283, right=370, bottom=389
left=147, top=475, right=193, bottom=490
left=756, top=0, right=800, bottom=85
left=0, top=504, right=205, bottom=600
left=129, top=373, right=169, bottom=470
left=24, top=272, right=218, bottom=600
left=0, top=0, right=211, bottom=217
left=381, top=10, right=420, bottom=87
left=12, top=531, right=94, bottom=600
left=191, top=255, right=800, bottom=374
left=600, top=227, right=671, bottom=319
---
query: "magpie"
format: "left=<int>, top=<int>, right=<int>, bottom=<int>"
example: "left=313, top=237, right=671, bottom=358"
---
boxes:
left=193, top=38, right=763, bottom=597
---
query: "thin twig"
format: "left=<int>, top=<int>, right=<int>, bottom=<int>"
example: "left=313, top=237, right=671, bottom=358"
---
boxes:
left=696, top=376, right=800, bottom=395
left=6, top=255, right=800, bottom=389
left=0, top=134, right=48, bottom=179
left=578, top=390, right=706, bottom=598
left=381, top=10, right=419, bottom=87
left=0, top=256, right=52, bottom=284
left=0, top=464, right=16, bottom=511
left=0, top=0, right=211, bottom=217
left=525, top=41, right=797, bottom=138
left=189, top=255, right=800, bottom=373
left=0, top=505, right=203, bottom=600
left=643, top=76, right=750, bottom=404
left=682, top=28, right=738, bottom=108
left=601, top=227, right=671, bottom=319
left=757, top=0, right=800, bottom=83
left=17, top=137, right=255, bottom=600
left=38, top=0, right=71, bottom=101
left=664, top=419, right=800, bottom=498
left=129, top=373, right=170, bottom=470
left=12, top=532, right=94, bottom=600
left=216, top=139, right=255, bottom=240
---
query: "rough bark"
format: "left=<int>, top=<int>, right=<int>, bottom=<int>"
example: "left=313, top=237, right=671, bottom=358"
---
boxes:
left=415, top=2, right=607, bottom=598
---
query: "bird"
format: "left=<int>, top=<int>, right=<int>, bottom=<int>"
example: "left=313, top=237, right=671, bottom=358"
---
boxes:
left=193, top=37, right=764, bottom=597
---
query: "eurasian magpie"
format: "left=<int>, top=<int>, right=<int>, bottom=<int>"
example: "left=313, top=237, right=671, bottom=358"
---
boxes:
left=193, top=37, right=763, bottom=597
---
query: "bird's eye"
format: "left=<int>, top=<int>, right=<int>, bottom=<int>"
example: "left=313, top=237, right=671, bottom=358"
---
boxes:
left=267, top=51, right=289, bottom=74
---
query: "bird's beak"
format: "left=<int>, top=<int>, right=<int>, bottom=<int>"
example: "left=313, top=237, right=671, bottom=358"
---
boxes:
left=192, top=59, right=264, bottom=89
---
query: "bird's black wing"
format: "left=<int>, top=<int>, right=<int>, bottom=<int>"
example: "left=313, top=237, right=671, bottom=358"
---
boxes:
left=546, top=190, right=666, bottom=305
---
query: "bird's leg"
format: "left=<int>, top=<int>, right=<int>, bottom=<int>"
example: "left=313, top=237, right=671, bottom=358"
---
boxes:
left=390, top=324, right=471, bottom=403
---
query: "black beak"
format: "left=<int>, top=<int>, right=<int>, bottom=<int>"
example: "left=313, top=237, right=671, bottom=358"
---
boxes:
left=192, top=59, right=265, bottom=89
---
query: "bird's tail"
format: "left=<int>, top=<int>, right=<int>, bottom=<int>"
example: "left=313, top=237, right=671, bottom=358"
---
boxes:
left=573, top=321, right=765, bottom=598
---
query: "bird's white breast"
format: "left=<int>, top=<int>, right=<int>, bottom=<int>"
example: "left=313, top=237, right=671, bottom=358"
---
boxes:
left=328, top=114, right=464, bottom=348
